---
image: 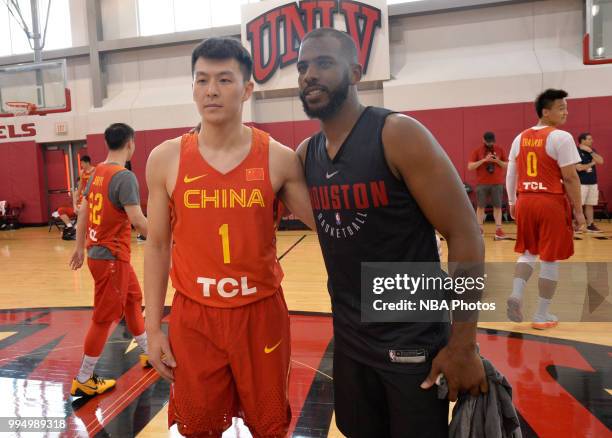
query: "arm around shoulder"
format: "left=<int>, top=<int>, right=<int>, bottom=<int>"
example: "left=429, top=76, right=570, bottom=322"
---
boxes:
left=295, top=137, right=311, bottom=165
left=270, top=139, right=316, bottom=230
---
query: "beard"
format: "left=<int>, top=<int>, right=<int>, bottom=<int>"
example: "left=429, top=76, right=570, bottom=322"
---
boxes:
left=299, top=72, right=350, bottom=120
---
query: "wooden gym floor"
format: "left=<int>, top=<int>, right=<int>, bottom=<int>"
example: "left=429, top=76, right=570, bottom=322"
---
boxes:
left=0, top=223, right=610, bottom=437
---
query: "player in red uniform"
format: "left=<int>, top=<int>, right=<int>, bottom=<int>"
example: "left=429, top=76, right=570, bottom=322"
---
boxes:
left=506, top=89, right=585, bottom=329
left=69, top=123, right=149, bottom=396
left=144, top=38, right=315, bottom=437
left=53, top=155, right=95, bottom=240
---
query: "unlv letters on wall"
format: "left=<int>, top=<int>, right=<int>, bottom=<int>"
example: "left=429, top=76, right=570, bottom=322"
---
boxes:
left=242, top=0, right=390, bottom=89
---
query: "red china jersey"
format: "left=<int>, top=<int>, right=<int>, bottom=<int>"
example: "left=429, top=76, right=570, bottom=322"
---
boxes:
left=516, top=126, right=564, bottom=195
left=77, top=166, right=96, bottom=208
left=169, top=129, right=283, bottom=308
left=85, top=164, right=132, bottom=262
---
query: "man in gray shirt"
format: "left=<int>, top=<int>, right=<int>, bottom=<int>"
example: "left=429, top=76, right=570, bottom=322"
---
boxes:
left=68, top=123, right=148, bottom=398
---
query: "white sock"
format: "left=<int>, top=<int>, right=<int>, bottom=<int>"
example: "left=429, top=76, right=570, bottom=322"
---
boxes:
left=534, top=297, right=552, bottom=319
left=77, top=355, right=99, bottom=383
left=134, top=333, right=148, bottom=354
left=510, top=278, right=527, bottom=301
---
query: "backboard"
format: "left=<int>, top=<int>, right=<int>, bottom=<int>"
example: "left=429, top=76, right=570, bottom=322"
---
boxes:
left=0, top=59, right=71, bottom=117
left=584, top=0, right=612, bottom=64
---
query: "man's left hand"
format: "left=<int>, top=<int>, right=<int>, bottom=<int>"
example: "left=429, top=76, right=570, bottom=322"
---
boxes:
left=420, top=344, right=488, bottom=401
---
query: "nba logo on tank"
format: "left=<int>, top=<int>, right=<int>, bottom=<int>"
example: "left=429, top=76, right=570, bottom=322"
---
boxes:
left=241, top=0, right=390, bottom=90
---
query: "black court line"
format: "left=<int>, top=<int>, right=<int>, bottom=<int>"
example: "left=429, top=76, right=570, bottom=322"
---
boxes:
left=278, top=234, right=307, bottom=261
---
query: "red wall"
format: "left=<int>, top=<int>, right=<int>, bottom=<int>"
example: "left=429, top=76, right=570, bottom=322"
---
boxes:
left=2, top=95, right=610, bottom=224
left=0, top=140, right=48, bottom=223
left=255, top=97, right=612, bottom=203
left=405, top=96, right=612, bottom=204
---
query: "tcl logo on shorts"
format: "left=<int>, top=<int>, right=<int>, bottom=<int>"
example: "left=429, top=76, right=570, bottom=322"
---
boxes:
left=0, top=123, right=37, bottom=139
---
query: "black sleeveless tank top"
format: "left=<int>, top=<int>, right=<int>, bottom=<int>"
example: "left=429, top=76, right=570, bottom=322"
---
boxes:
left=304, top=106, right=449, bottom=372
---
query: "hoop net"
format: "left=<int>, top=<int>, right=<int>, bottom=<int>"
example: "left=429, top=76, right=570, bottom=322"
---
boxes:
left=4, top=101, right=37, bottom=116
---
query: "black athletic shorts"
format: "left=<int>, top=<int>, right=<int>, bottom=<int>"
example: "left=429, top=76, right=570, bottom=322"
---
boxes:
left=333, top=348, right=448, bottom=438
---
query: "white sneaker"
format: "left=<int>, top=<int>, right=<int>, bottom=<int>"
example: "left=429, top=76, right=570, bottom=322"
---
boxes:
left=532, top=313, right=558, bottom=330
left=506, top=296, right=523, bottom=322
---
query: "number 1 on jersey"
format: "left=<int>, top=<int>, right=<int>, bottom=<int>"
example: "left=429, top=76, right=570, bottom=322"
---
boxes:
left=218, top=223, right=231, bottom=264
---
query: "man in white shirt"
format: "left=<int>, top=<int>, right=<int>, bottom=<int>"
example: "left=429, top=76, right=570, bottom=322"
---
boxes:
left=505, top=89, right=585, bottom=330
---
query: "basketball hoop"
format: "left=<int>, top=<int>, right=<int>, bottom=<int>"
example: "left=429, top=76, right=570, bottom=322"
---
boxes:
left=4, top=101, right=37, bottom=116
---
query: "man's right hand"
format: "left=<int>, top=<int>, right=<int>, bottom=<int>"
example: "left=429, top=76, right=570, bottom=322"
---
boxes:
left=147, top=328, right=176, bottom=382
left=69, top=248, right=84, bottom=270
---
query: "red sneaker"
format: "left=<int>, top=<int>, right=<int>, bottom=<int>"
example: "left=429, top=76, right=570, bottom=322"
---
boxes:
left=494, top=228, right=508, bottom=240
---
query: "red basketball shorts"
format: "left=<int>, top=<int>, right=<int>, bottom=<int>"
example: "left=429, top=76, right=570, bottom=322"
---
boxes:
left=57, top=206, right=76, bottom=218
left=515, top=193, right=574, bottom=262
left=87, top=258, right=143, bottom=323
left=168, top=290, right=291, bottom=437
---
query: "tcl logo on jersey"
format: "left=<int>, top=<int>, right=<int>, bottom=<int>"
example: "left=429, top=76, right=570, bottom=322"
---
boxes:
left=197, top=276, right=258, bottom=298
left=522, top=182, right=548, bottom=190
left=246, top=0, right=382, bottom=83
left=0, top=122, right=36, bottom=139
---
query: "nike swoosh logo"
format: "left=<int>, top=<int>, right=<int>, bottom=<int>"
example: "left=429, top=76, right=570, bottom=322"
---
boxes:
left=326, top=170, right=339, bottom=179
left=184, top=174, right=207, bottom=183
left=264, top=339, right=282, bottom=354
left=77, top=382, right=98, bottom=391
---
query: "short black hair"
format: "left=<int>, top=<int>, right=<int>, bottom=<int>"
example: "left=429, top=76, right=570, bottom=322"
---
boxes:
left=80, top=155, right=91, bottom=163
left=191, top=37, right=252, bottom=81
left=302, top=27, right=358, bottom=64
left=104, top=123, right=135, bottom=151
left=483, top=131, right=495, bottom=142
left=535, top=89, right=568, bottom=118
left=578, top=132, right=591, bottom=144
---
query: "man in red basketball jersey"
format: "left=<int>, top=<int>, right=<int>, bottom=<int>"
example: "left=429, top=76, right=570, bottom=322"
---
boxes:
left=506, top=89, right=585, bottom=329
left=54, top=155, right=95, bottom=240
left=69, top=123, right=149, bottom=397
left=144, top=38, right=315, bottom=437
